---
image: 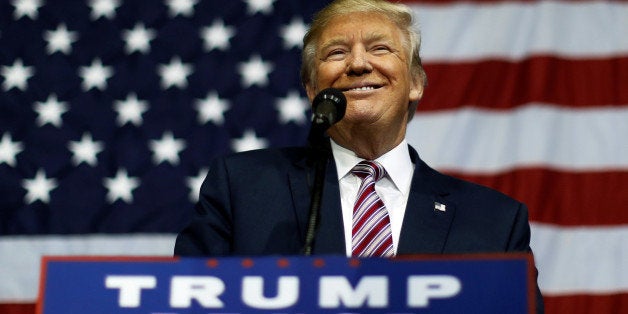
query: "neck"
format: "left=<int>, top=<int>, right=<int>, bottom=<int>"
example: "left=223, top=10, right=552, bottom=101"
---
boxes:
left=328, top=122, right=407, bottom=160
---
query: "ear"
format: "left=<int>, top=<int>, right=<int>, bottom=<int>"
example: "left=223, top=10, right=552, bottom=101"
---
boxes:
left=305, top=83, right=317, bottom=102
left=408, top=77, right=423, bottom=103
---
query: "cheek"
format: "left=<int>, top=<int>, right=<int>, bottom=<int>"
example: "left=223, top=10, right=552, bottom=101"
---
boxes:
left=315, top=63, right=345, bottom=85
left=383, top=63, right=407, bottom=82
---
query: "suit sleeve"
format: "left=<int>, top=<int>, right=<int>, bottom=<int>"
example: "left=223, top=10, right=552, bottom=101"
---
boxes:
left=508, top=203, right=545, bottom=314
left=174, top=157, right=233, bottom=256
left=506, top=203, right=533, bottom=252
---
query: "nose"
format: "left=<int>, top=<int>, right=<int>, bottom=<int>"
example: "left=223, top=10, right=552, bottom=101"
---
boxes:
left=346, top=47, right=373, bottom=75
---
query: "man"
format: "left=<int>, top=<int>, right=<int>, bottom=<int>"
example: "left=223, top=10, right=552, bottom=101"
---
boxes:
left=175, top=0, right=543, bottom=311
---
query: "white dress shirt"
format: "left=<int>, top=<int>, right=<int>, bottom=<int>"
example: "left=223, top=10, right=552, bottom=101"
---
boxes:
left=330, top=139, right=415, bottom=256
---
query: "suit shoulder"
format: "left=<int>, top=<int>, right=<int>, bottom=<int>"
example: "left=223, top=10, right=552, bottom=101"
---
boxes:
left=422, top=161, right=522, bottom=207
left=222, top=147, right=306, bottom=163
left=410, top=146, right=520, bottom=206
left=208, top=147, right=308, bottom=173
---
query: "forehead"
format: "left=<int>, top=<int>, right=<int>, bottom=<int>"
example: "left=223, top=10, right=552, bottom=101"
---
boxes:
left=318, top=12, right=403, bottom=46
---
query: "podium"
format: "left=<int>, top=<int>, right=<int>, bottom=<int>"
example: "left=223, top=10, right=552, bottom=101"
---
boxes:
left=38, top=254, right=535, bottom=313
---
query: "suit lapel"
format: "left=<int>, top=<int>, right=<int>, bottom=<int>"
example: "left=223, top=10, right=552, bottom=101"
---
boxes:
left=289, top=153, right=345, bottom=255
left=397, top=147, right=456, bottom=255
left=315, top=158, right=346, bottom=254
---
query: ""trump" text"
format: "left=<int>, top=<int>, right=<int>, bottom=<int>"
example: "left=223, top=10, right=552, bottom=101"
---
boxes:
left=105, top=275, right=462, bottom=309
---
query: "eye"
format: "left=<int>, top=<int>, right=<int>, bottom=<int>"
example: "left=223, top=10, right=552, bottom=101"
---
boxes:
left=371, top=45, right=392, bottom=55
left=325, top=49, right=347, bottom=61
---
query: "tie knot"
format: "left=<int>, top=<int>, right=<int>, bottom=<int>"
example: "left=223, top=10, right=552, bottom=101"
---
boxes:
left=351, top=160, right=386, bottom=181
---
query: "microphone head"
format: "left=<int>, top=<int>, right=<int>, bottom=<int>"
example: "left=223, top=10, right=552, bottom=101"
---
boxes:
left=312, top=88, right=346, bottom=123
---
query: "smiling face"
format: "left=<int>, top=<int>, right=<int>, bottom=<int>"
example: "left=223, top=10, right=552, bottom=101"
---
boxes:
left=306, top=12, right=423, bottom=138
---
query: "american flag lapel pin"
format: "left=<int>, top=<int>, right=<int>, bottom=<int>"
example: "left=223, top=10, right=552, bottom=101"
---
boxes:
left=434, top=202, right=446, bottom=212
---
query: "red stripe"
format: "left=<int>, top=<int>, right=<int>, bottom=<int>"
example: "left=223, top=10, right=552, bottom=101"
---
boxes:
left=544, top=293, right=628, bottom=314
left=353, top=202, right=385, bottom=234
left=446, top=168, right=628, bottom=225
left=0, top=303, right=35, bottom=314
left=354, top=188, right=375, bottom=209
left=419, top=56, right=628, bottom=111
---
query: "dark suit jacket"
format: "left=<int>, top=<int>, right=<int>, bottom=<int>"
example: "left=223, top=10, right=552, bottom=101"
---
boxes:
left=175, top=145, right=543, bottom=312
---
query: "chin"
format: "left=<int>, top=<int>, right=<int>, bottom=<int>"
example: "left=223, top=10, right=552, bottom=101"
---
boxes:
left=343, top=113, right=380, bottom=126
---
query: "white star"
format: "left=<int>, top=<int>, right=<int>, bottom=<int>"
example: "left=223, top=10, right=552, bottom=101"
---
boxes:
left=276, top=91, right=309, bottom=124
left=149, top=131, right=187, bottom=165
left=113, top=93, right=148, bottom=126
left=200, top=19, right=236, bottom=51
left=237, top=55, right=273, bottom=88
left=244, top=0, right=276, bottom=15
left=157, top=57, right=193, bottom=89
left=11, top=0, right=43, bottom=20
left=88, top=0, right=120, bottom=20
left=166, top=0, right=198, bottom=17
left=186, top=167, right=208, bottom=202
left=122, top=23, right=156, bottom=54
left=280, top=18, right=308, bottom=49
left=33, top=94, right=68, bottom=127
left=43, top=24, right=78, bottom=55
left=22, top=169, right=57, bottom=204
left=231, top=129, right=268, bottom=152
left=1, top=59, right=34, bottom=91
left=0, top=133, right=23, bottom=167
left=78, top=58, right=113, bottom=91
left=195, top=91, right=229, bottom=125
left=68, top=133, right=104, bottom=166
left=103, top=169, right=140, bottom=204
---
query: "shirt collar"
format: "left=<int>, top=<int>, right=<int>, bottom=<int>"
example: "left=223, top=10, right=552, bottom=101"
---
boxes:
left=330, top=139, right=414, bottom=194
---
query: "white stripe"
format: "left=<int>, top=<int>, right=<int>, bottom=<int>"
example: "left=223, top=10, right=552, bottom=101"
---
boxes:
left=0, top=234, right=175, bottom=302
left=0, top=228, right=626, bottom=301
left=530, top=223, right=628, bottom=295
left=407, top=104, right=628, bottom=173
left=412, top=1, right=628, bottom=61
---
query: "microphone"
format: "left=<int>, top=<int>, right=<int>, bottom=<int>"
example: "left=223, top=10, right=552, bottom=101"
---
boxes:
left=308, top=88, right=346, bottom=147
left=311, top=88, right=346, bottom=129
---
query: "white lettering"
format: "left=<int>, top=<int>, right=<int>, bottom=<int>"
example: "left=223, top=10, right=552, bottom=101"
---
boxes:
left=170, top=276, right=225, bottom=308
left=319, top=276, right=388, bottom=308
left=407, top=275, right=461, bottom=307
left=241, top=276, right=299, bottom=309
left=104, top=275, right=156, bottom=308
left=103, top=273, right=464, bottom=310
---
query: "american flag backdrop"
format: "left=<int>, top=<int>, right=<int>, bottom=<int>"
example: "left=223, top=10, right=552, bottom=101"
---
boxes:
left=0, top=0, right=626, bottom=313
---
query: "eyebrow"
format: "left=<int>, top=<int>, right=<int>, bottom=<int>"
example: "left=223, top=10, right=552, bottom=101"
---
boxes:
left=318, top=32, right=395, bottom=53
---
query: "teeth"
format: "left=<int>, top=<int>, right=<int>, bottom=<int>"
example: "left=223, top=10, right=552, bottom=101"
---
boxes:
left=349, top=86, right=375, bottom=91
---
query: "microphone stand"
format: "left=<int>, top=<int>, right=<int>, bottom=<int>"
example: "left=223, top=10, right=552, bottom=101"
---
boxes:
left=301, top=88, right=345, bottom=255
left=302, top=123, right=330, bottom=256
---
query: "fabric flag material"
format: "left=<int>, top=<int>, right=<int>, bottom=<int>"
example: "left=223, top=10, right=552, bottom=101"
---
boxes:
left=0, top=1, right=626, bottom=313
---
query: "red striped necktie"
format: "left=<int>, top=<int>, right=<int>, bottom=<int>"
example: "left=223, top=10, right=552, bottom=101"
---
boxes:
left=351, top=160, right=394, bottom=257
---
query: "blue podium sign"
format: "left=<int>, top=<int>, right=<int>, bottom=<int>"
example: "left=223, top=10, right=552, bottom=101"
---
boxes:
left=38, top=254, right=534, bottom=314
